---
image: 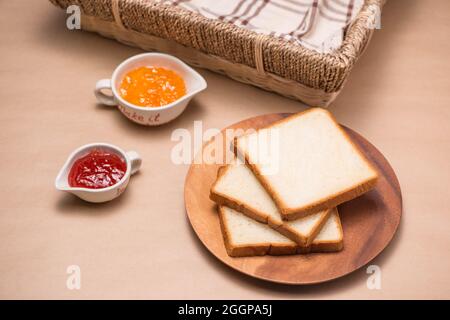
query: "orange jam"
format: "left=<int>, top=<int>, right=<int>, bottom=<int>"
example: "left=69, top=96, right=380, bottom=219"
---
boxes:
left=119, top=66, right=186, bottom=107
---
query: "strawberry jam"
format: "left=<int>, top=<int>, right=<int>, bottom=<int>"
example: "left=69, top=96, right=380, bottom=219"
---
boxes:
left=68, top=149, right=127, bottom=189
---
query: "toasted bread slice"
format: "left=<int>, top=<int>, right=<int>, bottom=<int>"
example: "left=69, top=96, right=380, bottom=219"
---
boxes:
left=219, top=206, right=343, bottom=257
left=234, top=108, right=378, bottom=220
left=211, top=162, right=330, bottom=246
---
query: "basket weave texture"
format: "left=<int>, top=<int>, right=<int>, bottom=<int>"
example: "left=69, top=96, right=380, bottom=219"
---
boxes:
left=50, top=0, right=384, bottom=106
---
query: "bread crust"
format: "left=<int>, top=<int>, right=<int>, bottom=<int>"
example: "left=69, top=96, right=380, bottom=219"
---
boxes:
left=233, top=108, right=379, bottom=221
left=219, top=206, right=344, bottom=257
left=218, top=206, right=298, bottom=257
left=309, top=209, right=344, bottom=253
left=210, top=165, right=331, bottom=245
left=268, top=209, right=330, bottom=246
left=298, top=209, right=344, bottom=253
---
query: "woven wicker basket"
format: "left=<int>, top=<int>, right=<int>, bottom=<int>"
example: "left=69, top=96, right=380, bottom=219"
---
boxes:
left=50, top=0, right=384, bottom=106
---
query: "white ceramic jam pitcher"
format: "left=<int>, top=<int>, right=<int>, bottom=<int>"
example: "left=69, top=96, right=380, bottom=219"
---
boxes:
left=55, top=143, right=141, bottom=203
left=95, top=53, right=207, bottom=126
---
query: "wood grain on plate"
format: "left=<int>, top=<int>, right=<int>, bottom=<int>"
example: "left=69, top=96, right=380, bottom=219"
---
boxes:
left=184, top=113, right=402, bottom=285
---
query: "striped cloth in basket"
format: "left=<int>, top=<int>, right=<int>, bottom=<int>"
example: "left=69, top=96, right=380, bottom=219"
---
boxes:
left=165, top=0, right=364, bottom=53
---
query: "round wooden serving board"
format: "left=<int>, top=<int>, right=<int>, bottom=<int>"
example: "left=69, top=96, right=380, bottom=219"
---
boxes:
left=184, top=113, right=402, bottom=285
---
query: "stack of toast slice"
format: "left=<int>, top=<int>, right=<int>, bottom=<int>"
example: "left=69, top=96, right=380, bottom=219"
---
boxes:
left=210, top=108, right=378, bottom=257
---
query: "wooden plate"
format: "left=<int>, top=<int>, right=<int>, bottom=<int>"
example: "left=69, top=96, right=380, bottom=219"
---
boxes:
left=184, top=113, right=402, bottom=285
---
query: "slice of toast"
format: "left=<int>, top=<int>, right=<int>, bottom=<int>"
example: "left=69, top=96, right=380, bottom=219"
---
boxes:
left=210, top=162, right=330, bottom=246
left=219, top=206, right=343, bottom=257
left=234, top=108, right=378, bottom=220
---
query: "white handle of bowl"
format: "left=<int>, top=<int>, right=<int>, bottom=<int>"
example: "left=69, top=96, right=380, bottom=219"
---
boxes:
left=126, top=151, right=142, bottom=175
left=95, top=79, right=117, bottom=106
